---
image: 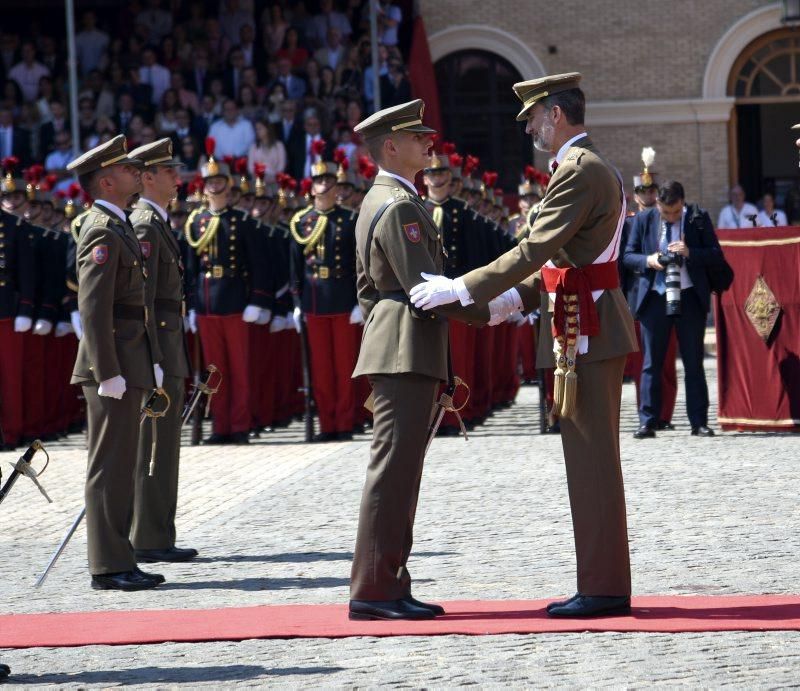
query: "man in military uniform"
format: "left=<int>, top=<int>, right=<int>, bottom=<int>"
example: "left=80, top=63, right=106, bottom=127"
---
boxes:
left=184, top=146, right=272, bottom=444
left=0, top=162, right=36, bottom=449
left=68, top=134, right=165, bottom=590
left=349, top=100, right=488, bottom=621
left=127, top=138, right=198, bottom=563
left=411, top=74, right=638, bottom=618
left=290, top=144, right=361, bottom=442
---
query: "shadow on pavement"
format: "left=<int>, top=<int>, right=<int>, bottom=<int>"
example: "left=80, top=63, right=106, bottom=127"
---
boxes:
left=194, top=550, right=456, bottom=564
left=158, top=576, right=352, bottom=590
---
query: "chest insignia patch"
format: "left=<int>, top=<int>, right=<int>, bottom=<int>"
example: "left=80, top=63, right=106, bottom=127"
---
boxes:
left=92, top=245, right=108, bottom=265
left=403, top=222, right=421, bottom=243
left=140, top=240, right=151, bottom=259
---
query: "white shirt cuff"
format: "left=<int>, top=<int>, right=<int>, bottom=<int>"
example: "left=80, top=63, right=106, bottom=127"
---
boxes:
left=506, top=288, right=523, bottom=313
left=453, top=277, right=474, bottom=306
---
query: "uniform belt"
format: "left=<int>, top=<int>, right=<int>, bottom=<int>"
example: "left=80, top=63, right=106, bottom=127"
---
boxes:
left=378, top=290, right=437, bottom=320
left=113, top=304, right=146, bottom=321
left=203, top=265, right=238, bottom=278
left=154, top=298, right=183, bottom=314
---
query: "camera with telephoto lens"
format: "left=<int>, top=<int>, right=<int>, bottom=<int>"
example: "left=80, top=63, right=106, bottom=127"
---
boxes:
left=657, top=252, right=683, bottom=317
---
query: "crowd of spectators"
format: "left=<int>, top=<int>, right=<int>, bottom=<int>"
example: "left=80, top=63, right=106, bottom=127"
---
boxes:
left=0, top=0, right=410, bottom=189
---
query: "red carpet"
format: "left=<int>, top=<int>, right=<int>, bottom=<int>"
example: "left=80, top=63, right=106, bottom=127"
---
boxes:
left=2, top=596, right=800, bottom=648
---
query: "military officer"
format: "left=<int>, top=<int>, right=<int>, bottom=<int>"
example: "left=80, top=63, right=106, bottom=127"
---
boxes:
left=289, top=144, right=361, bottom=441
left=411, top=74, right=638, bottom=618
left=68, top=134, right=165, bottom=591
left=0, top=161, right=36, bottom=450
left=184, top=144, right=273, bottom=444
left=349, top=100, right=488, bottom=621
left=127, top=138, right=197, bottom=563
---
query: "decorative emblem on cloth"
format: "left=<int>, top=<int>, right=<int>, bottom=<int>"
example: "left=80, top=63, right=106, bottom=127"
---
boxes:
left=744, top=275, right=780, bottom=342
left=403, top=222, right=421, bottom=243
left=92, top=245, right=108, bottom=265
left=140, top=240, right=151, bottom=259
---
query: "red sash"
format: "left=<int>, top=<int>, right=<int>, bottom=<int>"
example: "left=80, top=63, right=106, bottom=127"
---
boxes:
left=540, top=261, right=619, bottom=338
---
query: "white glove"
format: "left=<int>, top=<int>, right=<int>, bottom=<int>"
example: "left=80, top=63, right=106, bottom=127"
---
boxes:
left=153, top=363, right=164, bottom=388
left=242, top=304, right=261, bottom=323
left=70, top=310, right=84, bottom=339
left=509, top=310, right=526, bottom=325
left=98, top=375, right=126, bottom=399
left=527, top=313, right=537, bottom=326
left=293, top=306, right=303, bottom=333
left=270, top=315, right=287, bottom=332
left=255, top=308, right=272, bottom=325
left=349, top=304, right=364, bottom=325
left=488, top=288, right=524, bottom=326
left=409, top=272, right=458, bottom=310
left=187, top=309, right=198, bottom=333
left=33, top=319, right=53, bottom=336
left=55, top=321, right=73, bottom=337
left=14, top=316, right=32, bottom=333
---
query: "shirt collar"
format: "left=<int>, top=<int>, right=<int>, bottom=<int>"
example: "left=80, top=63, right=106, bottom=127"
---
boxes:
left=378, top=167, right=417, bottom=195
left=140, top=197, right=168, bottom=222
left=555, top=132, right=588, bottom=165
left=94, top=199, right=128, bottom=223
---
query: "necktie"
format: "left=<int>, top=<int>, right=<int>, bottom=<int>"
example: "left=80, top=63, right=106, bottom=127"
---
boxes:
left=654, top=221, right=673, bottom=295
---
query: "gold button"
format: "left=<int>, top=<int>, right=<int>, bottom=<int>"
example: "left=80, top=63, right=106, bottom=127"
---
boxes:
left=230, top=234, right=236, bottom=240
left=0, top=281, right=6, bottom=287
left=335, top=254, right=341, bottom=260
left=133, top=260, right=138, bottom=266
left=160, top=321, right=166, bottom=327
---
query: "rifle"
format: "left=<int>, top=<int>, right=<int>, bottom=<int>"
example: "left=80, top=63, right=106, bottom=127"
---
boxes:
left=0, top=440, right=51, bottom=507
left=297, top=314, right=315, bottom=442
left=35, top=388, right=171, bottom=588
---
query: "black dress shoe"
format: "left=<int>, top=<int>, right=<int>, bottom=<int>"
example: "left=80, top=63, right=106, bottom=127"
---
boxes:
left=337, top=431, right=353, bottom=441
left=656, top=421, right=675, bottom=431
left=0, top=662, right=10, bottom=680
left=91, top=570, right=160, bottom=591
left=134, top=566, right=165, bottom=584
left=349, top=599, right=435, bottom=620
left=313, top=432, right=339, bottom=442
left=403, top=596, right=445, bottom=615
left=136, top=546, right=198, bottom=563
left=229, top=431, right=250, bottom=444
left=546, top=593, right=580, bottom=613
left=547, top=594, right=631, bottom=618
left=633, top=425, right=656, bottom=439
left=691, top=425, right=715, bottom=437
left=437, top=426, right=460, bottom=437
left=203, top=433, right=229, bottom=445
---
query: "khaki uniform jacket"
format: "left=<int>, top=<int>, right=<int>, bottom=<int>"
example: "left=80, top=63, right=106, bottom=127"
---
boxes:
left=353, top=175, right=488, bottom=381
left=130, top=200, right=191, bottom=378
left=71, top=203, right=157, bottom=390
left=461, top=137, right=637, bottom=367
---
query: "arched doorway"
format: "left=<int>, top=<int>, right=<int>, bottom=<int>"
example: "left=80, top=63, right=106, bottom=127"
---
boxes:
left=434, top=50, right=530, bottom=191
left=728, top=28, right=800, bottom=212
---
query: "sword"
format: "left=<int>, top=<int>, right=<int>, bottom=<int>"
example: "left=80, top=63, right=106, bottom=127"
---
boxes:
left=0, top=440, right=50, bottom=507
left=423, top=376, right=470, bottom=457
left=181, top=364, right=221, bottom=428
left=34, top=388, right=172, bottom=588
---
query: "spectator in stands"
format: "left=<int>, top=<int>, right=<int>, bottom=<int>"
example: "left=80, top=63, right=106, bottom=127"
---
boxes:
left=204, top=18, right=231, bottom=67
left=80, top=70, right=115, bottom=119
left=223, top=47, right=246, bottom=100
left=75, top=11, right=110, bottom=77
left=159, top=36, right=182, bottom=72
left=309, top=0, right=353, bottom=49
left=179, top=135, right=200, bottom=171
left=185, top=48, right=214, bottom=99
left=197, top=94, right=220, bottom=133
left=271, top=57, right=307, bottom=101
left=265, top=83, right=288, bottom=124
left=8, top=42, right=50, bottom=103
left=382, top=58, right=411, bottom=107
left=35, top=77, right=55, bottom=123
left=279, top=99, right=305, bottom=180
left=1, top=80, right=23, bottom=117
left=0, top=107, right=31, bottom=164
left=718, top=184, right=758, bottom=229
left=276, top=28, right=310, bottom=70
left=208, top=98, right=255, bottom=157
left=136, top=0, right=174, bottom=45
left=170, top=108, right=196, bottom=149
left=301, top=110, right=324, bottom=179
left=261, top=4, right=289, bottom=55
left=139, top=47, right=171, bottom=106
left=219, top=0, right=255, bottom=47
left=171, top=71, right=200, bottom=114
left=756, top=193, right=788, bottom=227
left=376, top=1, right=402, bottom=47
left=238, top=23, right=258, bottom=69
left=315, top=28, right=346, bottom=71
left=44, top=132, right=72, bottom=174
left=363, top=43, right=389, bottom=113
left=238, top=85, right=263, bottom=122
left=77, top=96, right=97, bottom=143
left=241, top=67, right=265, bottom=105
left=155, top=89, right=181, bottom=135
left=247, top=120, right=286, bottom=181
left=39, top=100, right=68, bottom=154
left=337, top=46, right=363, bottom=96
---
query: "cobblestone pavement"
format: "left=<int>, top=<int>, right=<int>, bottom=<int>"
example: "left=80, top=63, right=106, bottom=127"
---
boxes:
left=2, top=357, right=799, bottom=687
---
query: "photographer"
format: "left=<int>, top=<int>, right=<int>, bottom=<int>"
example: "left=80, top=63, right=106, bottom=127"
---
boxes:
left=623, top=180, right=724, bottom=438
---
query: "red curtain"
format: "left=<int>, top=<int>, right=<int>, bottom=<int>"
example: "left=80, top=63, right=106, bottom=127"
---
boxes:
left=407, top=15, right=443, bottom=135
left=715, top=227, right=800, bottom=431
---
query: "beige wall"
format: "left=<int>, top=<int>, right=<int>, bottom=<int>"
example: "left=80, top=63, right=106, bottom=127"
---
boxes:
left=421, top=0, right=777, bottom=218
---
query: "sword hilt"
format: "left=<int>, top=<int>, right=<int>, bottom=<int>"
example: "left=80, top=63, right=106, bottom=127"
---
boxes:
left=11, top=459, right=52, bottom=503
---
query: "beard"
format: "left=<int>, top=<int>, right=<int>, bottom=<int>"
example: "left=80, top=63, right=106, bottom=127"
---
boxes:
left=533, top=117, right=555, bottom=152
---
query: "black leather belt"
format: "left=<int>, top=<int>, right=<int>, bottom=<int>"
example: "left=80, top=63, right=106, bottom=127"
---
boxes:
left=113, top=304, right=146, bottom=321
left=154, top=298, right=182, bottom=314
left=378, top=290, right=436, bottom=320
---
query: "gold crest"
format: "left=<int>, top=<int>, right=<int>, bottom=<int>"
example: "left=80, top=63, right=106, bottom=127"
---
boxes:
left=744, top=275, right=781, bottom=342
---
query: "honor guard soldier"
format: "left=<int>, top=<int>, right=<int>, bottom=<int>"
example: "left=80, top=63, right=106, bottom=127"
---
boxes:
left=0, top=159, right=36, bottom=449
left=67, top=134, right=165, bottom=591
left=184, top=140, right=273, bottom=444
left=128, top=139, right=198, bottom=563
left=349, top=100, right=488, bottom=621
left=290, top=142, right=361, bottom=441
left=411, top=74, right=638, bottom=618
left=334, top=149, right=358, bottom=209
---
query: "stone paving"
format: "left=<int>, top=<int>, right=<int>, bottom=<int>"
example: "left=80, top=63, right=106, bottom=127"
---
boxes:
left=2, top=356, right=800, bottom=687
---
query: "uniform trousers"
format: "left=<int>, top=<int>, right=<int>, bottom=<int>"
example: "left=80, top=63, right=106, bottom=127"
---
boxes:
left=22, top=331, right=46, bottom=438
left=83, top=384, right=147, bottom=574
left=350, top=372, right=439, bottom=600
left=638, top=289, right=709, bottom=429
left=131, top=374, right=186, bottom=550
left=472, top=328, right=494, bottom=418
left=249, top=323, right=275, bottom=429
left=559, top=355, right=631, bottom=595
left=197, top=314, right=251, bottom=435
left=0, top=320, right=24, bottom=445
left=57, top=334, right=81, bottom=432
left=305, top=313, right=358, bottom=434
left=41, top=333, right=63, bottom=435
left=518, top=320, right=538, bottom=382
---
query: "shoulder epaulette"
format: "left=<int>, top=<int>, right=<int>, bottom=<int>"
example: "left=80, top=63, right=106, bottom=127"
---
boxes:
left=289, top=206, right=312, bottom=235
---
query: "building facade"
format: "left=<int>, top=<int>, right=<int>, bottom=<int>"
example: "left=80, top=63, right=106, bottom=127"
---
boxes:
left=422, top=0, right=800, bottom=221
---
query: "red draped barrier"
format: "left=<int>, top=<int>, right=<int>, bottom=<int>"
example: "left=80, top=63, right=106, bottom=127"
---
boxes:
left=715, top=226, right=800, bottom=431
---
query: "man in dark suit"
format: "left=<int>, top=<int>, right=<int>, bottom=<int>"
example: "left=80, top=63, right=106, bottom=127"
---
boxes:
left=0, top=108, right=31, bottom=167
left=278, top=100, right=306, bottom=182
left=184, top=48, right=214, bottom=99
left=39, top=100, right=69, bottom=156
left=623, top=180, right=723, bottom=438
